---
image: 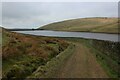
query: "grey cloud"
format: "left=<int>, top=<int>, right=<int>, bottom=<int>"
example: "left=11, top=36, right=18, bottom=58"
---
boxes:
left=2, top=2, right=118, bottom=29
left=2, top=2, right=50, bottom=19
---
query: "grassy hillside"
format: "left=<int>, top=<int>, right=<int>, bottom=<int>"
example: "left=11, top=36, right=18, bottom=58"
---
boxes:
left=2, top=28, right=69, bottom=79
left=40, top=17, right=119, bottom=34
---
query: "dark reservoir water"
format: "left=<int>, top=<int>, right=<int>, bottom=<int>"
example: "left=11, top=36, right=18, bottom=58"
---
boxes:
left=14, top=30, right=119, bottom=42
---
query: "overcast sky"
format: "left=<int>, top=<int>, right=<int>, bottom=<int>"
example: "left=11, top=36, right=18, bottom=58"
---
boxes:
left=2, top=2, right=118, bottom=29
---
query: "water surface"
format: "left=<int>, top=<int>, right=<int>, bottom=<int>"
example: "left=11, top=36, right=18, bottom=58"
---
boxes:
left=14, top=30, right=119, bottom=42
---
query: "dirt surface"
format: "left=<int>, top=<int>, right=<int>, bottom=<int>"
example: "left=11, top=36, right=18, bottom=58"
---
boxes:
left=56, top=42, right=108, bottom=78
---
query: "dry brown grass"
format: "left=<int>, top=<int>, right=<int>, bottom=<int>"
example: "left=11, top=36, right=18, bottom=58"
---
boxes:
left=2, top=28, right=69, bottom=78
left=2, top=29, right=69, bottom=60
left=40, top=17, right=119, bottom=34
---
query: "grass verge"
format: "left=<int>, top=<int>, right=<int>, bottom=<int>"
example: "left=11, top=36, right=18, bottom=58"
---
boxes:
left=28, top=43, right=75, bottom=78
left=80, top=39, right=119, bottom=78
left=62, top=38, right=119, bottom=78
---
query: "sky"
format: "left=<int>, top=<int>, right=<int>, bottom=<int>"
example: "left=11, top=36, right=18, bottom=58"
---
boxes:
left=1, top=2, right=118, bottom=29
left=1, top=0, right=119, bottom=2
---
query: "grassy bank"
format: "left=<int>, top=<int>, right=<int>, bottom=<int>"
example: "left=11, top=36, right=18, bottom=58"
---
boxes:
left=2, top=28, right=119, bottom=78
left=40, top=17, right=119, bottom=34
left=2, top=28, right=69, bottom=79
left=62, top=38, right=119, bottom=78
left=82, top=40, right=119, bottom=78
left=28, top=43, right=75, bottom=78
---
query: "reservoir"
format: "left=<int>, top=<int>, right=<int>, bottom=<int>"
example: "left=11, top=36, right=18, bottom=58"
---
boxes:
left=14, top=30, right=119, bottom=42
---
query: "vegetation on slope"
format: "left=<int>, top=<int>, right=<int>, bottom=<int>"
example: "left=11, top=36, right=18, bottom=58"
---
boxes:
left=30, top=37, right=119, bottom=78
left=2, top=28, right=69, bottom=79
left=40, top=17, right=119, bottom=34
left=28, top=43, right=75, bottom=78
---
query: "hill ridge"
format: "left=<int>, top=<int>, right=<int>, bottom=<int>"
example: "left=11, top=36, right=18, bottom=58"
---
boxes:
left=39, top=17, right=118, bottom=34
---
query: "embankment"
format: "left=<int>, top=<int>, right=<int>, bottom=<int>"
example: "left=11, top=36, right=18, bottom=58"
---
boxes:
left=65, top=38, right=120, bottom=78
left=28, top=43, right=75, bottom=78
left=88, top=39, right=120, bottom=78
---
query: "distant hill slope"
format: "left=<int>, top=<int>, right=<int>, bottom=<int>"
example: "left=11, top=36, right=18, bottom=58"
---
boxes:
left=40, top=17, right=119, bottom=34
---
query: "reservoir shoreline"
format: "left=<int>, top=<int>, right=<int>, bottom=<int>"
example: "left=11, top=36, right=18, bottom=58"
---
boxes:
left=12, top=30, right=119, bottom=42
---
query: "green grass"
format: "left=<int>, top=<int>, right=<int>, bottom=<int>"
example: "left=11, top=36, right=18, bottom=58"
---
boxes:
left=3, top=54, right=35, bottom=74
left=3, top=56, right=46, bottom=78
left=40, top=17, right=119, bottom=34
left=2, top=32, right=9, bottom=46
